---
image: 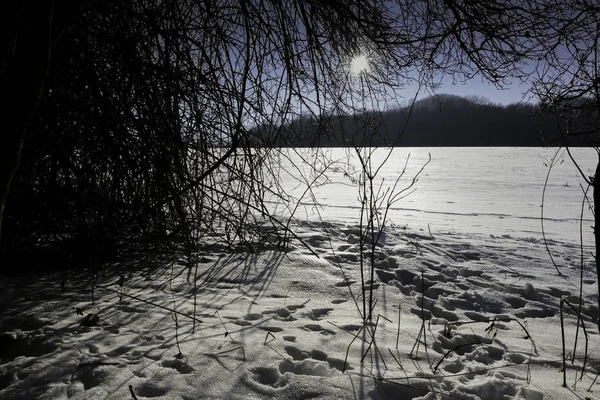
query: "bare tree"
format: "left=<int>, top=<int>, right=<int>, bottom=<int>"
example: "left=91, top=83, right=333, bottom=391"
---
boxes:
left=4, top=2, right=599, bottom=304
left=0, top=1, right=83, bottom=244
left=415, top=0, right=600, bottom=329
left=1, top=1, right=444, bottom=262
left=529, top=0, right=600, bottom=327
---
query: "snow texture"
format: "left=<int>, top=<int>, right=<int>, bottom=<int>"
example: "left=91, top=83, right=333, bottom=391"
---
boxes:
left=0, top=147, right=598, bottom=400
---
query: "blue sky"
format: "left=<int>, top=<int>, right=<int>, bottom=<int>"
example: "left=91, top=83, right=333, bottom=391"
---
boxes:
left=403, top=76, right=535, bottom=106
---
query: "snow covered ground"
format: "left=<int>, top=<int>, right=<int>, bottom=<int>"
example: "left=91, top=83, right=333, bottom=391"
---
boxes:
left=1, top=147, right=599, bottom=400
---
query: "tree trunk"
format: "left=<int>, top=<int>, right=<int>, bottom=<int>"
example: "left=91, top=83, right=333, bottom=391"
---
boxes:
left=594, top=155, right=600, bottom=332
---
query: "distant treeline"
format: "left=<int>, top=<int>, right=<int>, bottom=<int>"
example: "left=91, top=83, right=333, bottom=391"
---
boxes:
left=253, top=94, right=599, bottom=147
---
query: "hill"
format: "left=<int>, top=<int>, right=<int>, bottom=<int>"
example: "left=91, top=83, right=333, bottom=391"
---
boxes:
left=254, top=94, right=598, bottom=147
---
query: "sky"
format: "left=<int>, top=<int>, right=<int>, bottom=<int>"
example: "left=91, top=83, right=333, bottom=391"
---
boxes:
left=346, top=53, right=538, bottom=111
left=399, top=74, right=536, bottom=106
left=429, top=78, right=534, bottom=105
left=342, top=75, right=536, bottom=115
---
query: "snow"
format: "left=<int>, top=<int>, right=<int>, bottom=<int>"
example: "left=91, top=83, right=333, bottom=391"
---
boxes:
left=1, top=147, right=599, bottom=400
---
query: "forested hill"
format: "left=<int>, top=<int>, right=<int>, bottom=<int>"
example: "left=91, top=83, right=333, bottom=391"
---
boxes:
left=254, top=94, right=598, bottom=147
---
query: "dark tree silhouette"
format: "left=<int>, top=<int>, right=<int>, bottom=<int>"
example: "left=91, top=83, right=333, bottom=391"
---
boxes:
left=1, top=1, right=448, bottom=266
left=266, top=94, right=568, bottom=147
left=0, top=1, right=83, bottom=244
left=2, top=1, right=599, bottom=295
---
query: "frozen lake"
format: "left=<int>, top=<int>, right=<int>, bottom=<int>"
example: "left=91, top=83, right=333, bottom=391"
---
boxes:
left=270, top=147, right=597, bottom=247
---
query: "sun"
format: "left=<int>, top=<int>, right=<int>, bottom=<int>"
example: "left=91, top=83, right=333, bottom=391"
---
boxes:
left=350, top=55, right=370, bottom=75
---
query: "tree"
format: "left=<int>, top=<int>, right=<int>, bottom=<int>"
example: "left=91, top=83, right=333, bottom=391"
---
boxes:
left=0, top=1, right=83, bottom=244
left=1, top=0, right=448, bottom=261
left=529, top=1, right=600, bottom=327
left=418, top=0, right=600, bottom=328
left=3, top=2, right=599, bottom=311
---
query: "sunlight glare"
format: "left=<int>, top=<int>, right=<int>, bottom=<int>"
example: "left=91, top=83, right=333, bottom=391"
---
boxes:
left=351, top=55, right=370, bottom=75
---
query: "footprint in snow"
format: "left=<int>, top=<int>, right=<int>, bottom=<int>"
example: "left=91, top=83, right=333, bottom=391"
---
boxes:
left=284, top=345, right=309, bottom=361
left=259, top=326, right=284, bottom=333
left=284, top=346, right=350, bottom=371
left=334, top=280, right=356, bottom=287
left=106, top=345, right=136, bottom=357
left=303, top=324, right=336, bottom=335
left=135, top=383, right=168, bottom=398
left=245, top=366, right=288, bottom=390
left=503, top=352, right=527, bottom=364
left=279, top=358, right=343, bottom=377
left=443, top=362, right=463, bottom=373
left=161, top=358, right=195, bottom=374
left=232, top=320, right=252, bottom=327
left=306, top=308, right=334, bottom=321
left=264, top=307, right=297, bottom=321
left=430, top=305, right=459, bottom=322
left=464, top=311, right=491, bottom=322
left=86, top=343, right=99, bottom=354
left=116, top=304, right=147, bottom=313
left=244, top=313, right=262, bottom=321
left=341, top=324, right=362, bottom=332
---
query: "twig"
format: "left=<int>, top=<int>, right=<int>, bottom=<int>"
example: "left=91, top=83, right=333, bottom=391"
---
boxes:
left=433, top=343, right=478, bottom=373
left=264, top=331, right=276, bottom=345
left=343, top=324, right=364, bottom=373
left=444, top=317, right=537, bottom=355
left=215, top=345, right=246, bottom=361
left=129, top=385, right=139, bottom=400
left=97, top=284, right=203, bottom=324
left=573, top=183, right=590, bottom=363
left=410, top=271, right=431, bottom=364
left=169, top=261, right=183, bottom=357
left=387, top=348, right=402, bottom=370
left=541, top=148, right=564, bottom=275
left=561, top=298, right=590, bottom=383
left=396, top=303, right=401, bottom=350
left=215, top=311, right=234, bottom=342
left=360, top=314, right=390, bottom=371
left=561, top=298, right=567, bottom=387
